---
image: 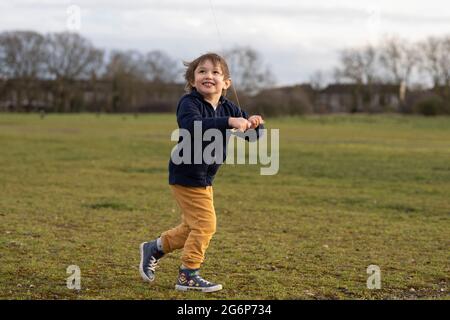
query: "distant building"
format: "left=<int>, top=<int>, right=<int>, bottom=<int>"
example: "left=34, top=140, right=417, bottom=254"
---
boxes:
left=316, top=83, right=402, bottom=113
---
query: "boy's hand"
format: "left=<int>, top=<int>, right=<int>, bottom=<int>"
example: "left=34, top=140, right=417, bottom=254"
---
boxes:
left=229, top=117, right=251, bottom=132
left=248, top=115, right=264, bottom=129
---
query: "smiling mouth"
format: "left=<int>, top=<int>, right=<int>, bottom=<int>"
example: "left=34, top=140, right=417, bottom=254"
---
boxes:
left=202, top=81, right=215, bottom=87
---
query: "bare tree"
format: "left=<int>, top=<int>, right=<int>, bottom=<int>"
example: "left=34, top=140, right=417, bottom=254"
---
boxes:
left=443, top=37, right=450, bottom=88
left=105, top=50, right=145, bottom=80
left=310, top=70, right=327, bottom=90
left=223, top=46, right=275, bottom=95
left=334, top=45, right=380, bottom=112
left=335, top=45, right=379, bottom=85
left=104, top=49, right=182, bottom=112
left=379, top=36, right=419, bottom=86
left=418, top=36, right=450, bottom=89
left=0, top=31, right=46, bottom=111
left=144, top=50, right=180, bottom=83
left=434, top=36, right=450, bottom=90
left=44, top=32, right=103, bottom=112
left=45, top=32, right=103, bottom=80
left=104, top=50, right=147, bottom=112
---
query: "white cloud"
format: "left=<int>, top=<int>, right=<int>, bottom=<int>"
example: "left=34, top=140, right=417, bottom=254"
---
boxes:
left=1, top=0, right=450, bottom=85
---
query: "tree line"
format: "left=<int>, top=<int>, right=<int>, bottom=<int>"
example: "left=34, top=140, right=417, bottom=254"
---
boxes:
left=310, top=35, right=450, bottom=114
left=0, top=30, right=449, bottom=115
left=0, top=31, right=274, bottom=113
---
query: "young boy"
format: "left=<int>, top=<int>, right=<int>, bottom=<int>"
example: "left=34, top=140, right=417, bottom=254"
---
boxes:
left=139, top=53, right=264, bottom=292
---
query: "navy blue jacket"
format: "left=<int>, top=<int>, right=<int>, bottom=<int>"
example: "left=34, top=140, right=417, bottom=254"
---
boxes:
left=168, top=89, right=264, bottom=187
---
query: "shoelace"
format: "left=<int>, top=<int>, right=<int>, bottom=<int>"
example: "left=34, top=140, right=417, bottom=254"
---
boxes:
left=194, top=275, right=211, bottom=286
left=147, top=256, right=159, bottom=273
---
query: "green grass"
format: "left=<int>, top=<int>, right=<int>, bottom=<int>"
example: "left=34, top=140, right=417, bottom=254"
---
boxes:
left=0, top=113, right=449, bottom=300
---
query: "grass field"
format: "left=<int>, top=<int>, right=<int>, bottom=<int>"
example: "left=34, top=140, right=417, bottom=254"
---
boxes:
left=0, top=113, right=449, bottom=300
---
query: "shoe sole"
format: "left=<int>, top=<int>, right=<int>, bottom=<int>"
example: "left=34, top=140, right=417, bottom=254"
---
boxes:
left=175, top=284, right=223, bottom=293
left=139, top=242, right=154, bottom=282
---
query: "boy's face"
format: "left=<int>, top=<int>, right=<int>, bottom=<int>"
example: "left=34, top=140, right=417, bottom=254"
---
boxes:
left=190, top=59, right=231, bottom=101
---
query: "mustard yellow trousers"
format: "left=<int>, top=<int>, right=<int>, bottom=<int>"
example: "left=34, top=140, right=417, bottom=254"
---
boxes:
left=161, top=184, right=216, bottom=269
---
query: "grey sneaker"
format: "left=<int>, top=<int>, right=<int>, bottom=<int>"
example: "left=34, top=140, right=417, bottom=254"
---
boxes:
left=139, top=241, right=164, bottom=282
left=175, top=268, right=223, bottom=293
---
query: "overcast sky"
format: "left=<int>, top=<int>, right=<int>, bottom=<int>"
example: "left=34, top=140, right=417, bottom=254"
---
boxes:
left=1, top=0, right=450, bottom=86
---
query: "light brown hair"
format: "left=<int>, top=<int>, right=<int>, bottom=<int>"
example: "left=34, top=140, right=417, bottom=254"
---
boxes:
left=183, top=52, right=231, bottom=95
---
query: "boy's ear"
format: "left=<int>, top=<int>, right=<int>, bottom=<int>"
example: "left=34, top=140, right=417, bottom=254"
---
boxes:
left=224, top=78, right=231, bottom=89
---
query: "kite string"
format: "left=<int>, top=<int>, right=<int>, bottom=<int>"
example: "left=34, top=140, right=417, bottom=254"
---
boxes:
left=207, top=0, right=242, bottom=113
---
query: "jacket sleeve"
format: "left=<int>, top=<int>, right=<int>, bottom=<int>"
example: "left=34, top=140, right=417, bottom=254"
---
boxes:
left=177, top=97, right=231, bottom=133
left=232, top=106, right=265, bottom=142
